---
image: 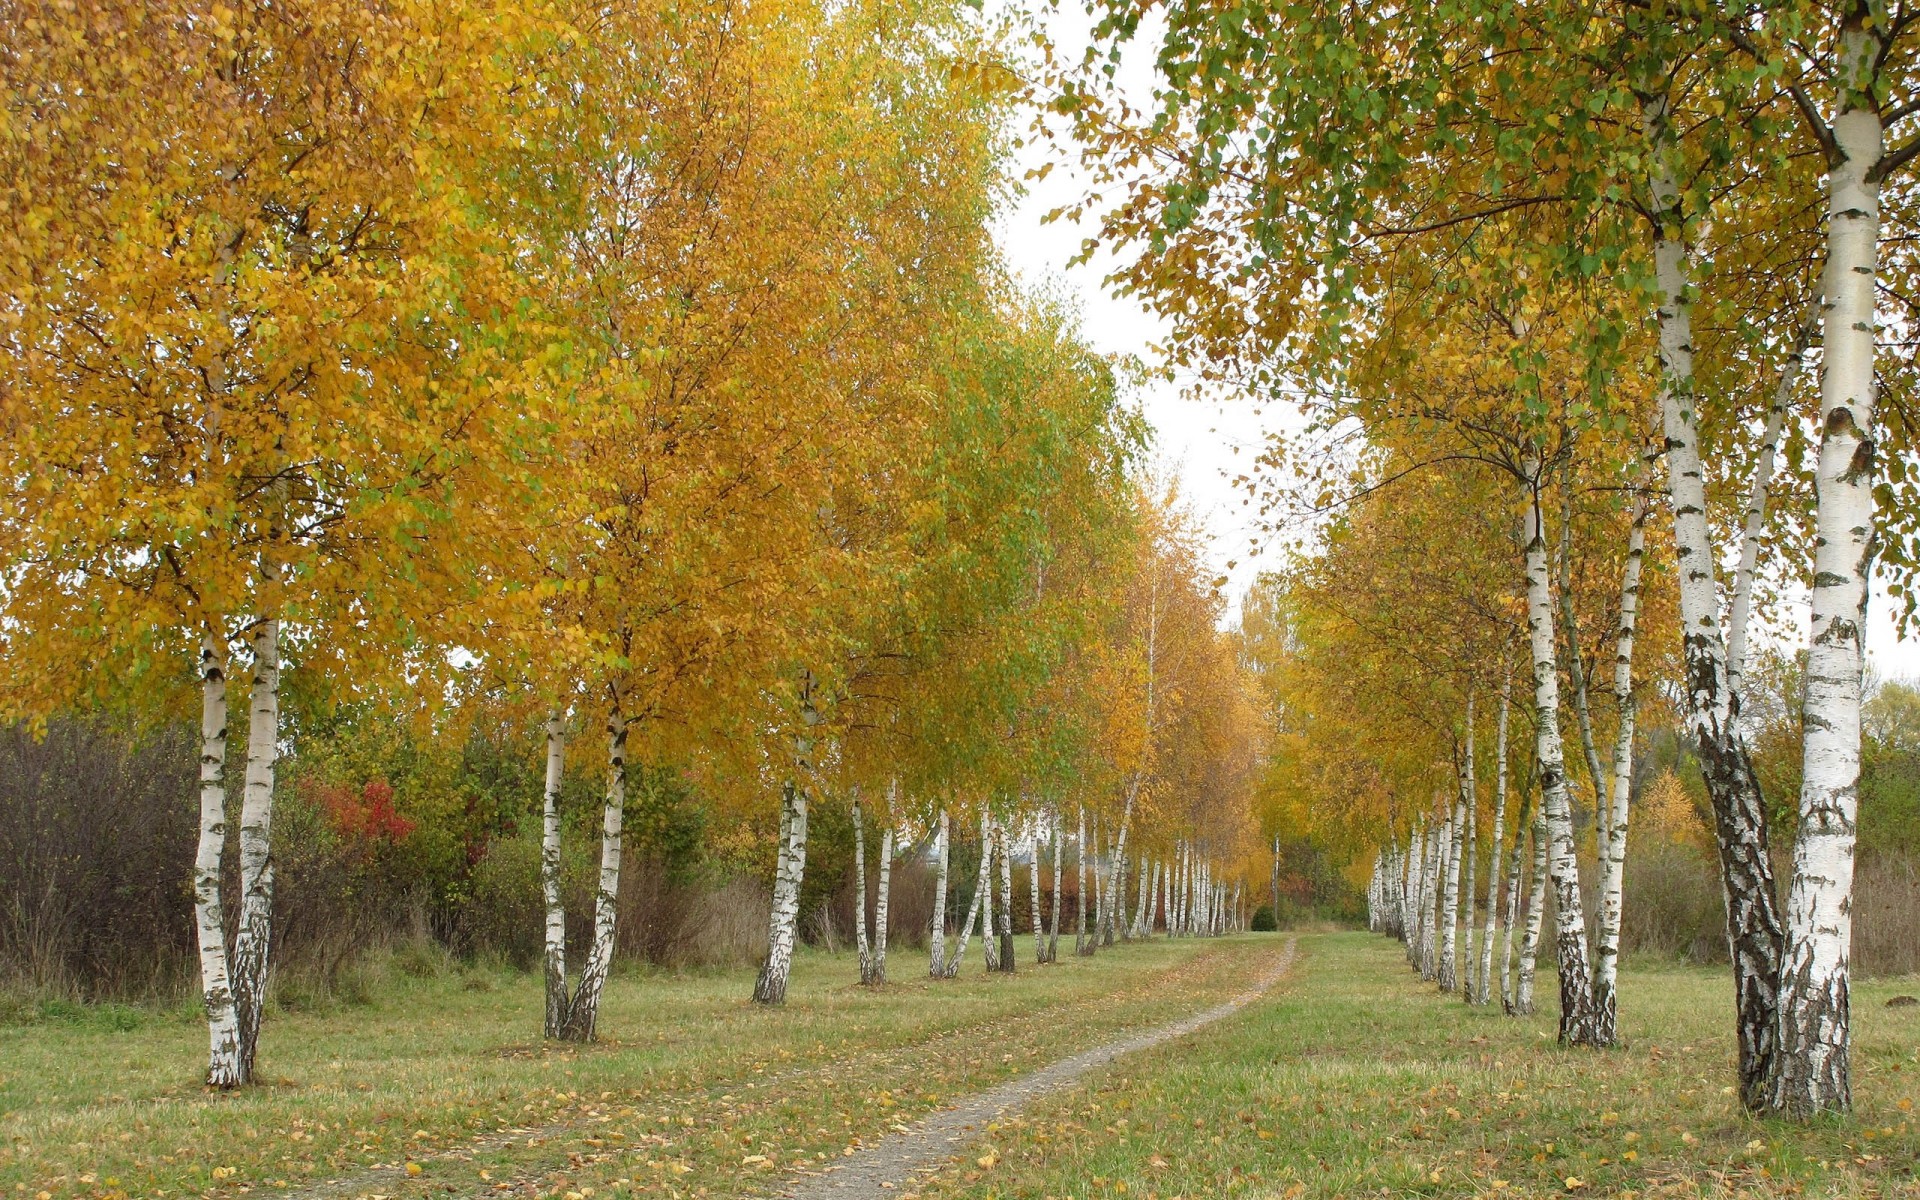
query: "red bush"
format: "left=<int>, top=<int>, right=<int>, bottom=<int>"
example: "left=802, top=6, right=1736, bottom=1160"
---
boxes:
left=314, top=778, right=416, bottom=846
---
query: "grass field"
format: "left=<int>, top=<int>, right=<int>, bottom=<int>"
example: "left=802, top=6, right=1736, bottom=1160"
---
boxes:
left=921, top=933, right=1920, bottom=1199
left=0, top=938, right=1268, bottom=1200
left=4, top=933, right=1917, bottom=1200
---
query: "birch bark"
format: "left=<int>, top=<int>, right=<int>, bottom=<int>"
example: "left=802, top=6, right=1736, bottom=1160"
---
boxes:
left=1478, top=679, right=1511, bottom=1006
left=1048, top=807, right=1062, bottom=962
left=1500, top=803, right=1527, bottom=1014
left=1641, top=86, right=1784, bottom=1107
left=853, top=789, right=872, bottom=985
left=944, top=811, right=992, bottom=977
left=982, top=813, right=1000, bottom=973
left=541, top=715, right=569, bottom=1038
left=1593, top=497, right=1649, bottom=1043
left=995, top=819, right=1015, bottom=973
left=1133, top=857, right=1151, bottom=937
left=568, top=701, right=630, bottom=1031
left=195, top=636, right=243, bottom=1088
left=873, top=826, right=893, bottom=987
left=1440, top=802, right=1462, bottom=990
left=232, top=614, right=280, bottom=1079
left=1525, top=482, right=1601, bottom=1043
left=1516, top=802, right=1549, bottom=1016
left=929, top=808, right=949, bottom=978
left=1462, top=711, right=1479, bottom=999
left=1774, top=23, right=1882, bottom=1114
left=1075, top=806, right=1091, bottom=955
left=1030, top=831, right=1044, bottom=964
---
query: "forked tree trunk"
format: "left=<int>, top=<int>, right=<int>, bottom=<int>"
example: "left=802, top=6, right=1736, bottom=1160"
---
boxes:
left=232, top=614, right=281, bottom=1079
left=1774, top=25, right=1882, bottom=1114
left=1094, top=816, right=1110, bottom=947
left=1524, top=481, right=1601, bottom=1044
left=930, top=809, right=950, bottom=978
left=541, top=715, right=569, bottom=1038
left=568, top=700, right=630, bottom=1032
left=1641, top=85, right=1784, bottom=1109
left=195, top=636, right=243, bottom=1088
left=945, top=811, right=992, bottom=978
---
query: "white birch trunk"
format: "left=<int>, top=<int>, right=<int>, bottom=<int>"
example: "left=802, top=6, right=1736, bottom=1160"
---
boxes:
left=195, top=636, right=243, bottom=1088
left=1593, top=497, right=1649, bottom=1042
left=568, top=701, right=630, bottom=1031
left=982, top=813, right=1000, bottom=973
left=1440, top=780, right=1466, bottom=992
left=853, top=789, right=872, bottom=985
left=1516, top=802, right=1549, bottom=1016
left=944, top=811, right=993, bottom=978
left=873, top=825, right=893, bottom=987
left=1525, top=481, right=1601, bottom=1043
left=1642, top=87, right=1784, bottom=1106
left=232, top=615, right=280, bottom=1079
left=995, top=819, right=1015, bottom=972
left=1048, top=807, right=1062, bottom=962
left=1462, top=700, right=1480, bottom=1002
left=1420, top=814, right=1441, bottom=980
left=1132, top=856, right=1151, bottom=937
left=1404, top=824, right=1423, bottom=965
left=1728, top=301, right=1820, bottom=702
left=1558, top=506, right=1611, bottom=847
left=1500, top=802, right=1527, bottom=1015
left=541, top=714, right=570, bottom=1038
left=1075, top=806, right=1091, bottom=955
left=930, top=808, right=949, bottom=977
left=1774, top=32, right=1882, bottom=1114
left=1478, top=678, right=1511, bottom=1006
left=753, top=775, right=807, bottom=1004
left=1030, top=830, right=1044, bottom=964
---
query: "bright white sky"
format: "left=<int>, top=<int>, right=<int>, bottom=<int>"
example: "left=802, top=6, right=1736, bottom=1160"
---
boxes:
left=986, top=4, right=1920, bottom=681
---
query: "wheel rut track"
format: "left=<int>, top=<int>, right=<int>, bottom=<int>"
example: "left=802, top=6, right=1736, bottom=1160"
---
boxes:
left=775, top=938, right=1297, bottom=1200
left=281, top=942, right=1276, bottom=1200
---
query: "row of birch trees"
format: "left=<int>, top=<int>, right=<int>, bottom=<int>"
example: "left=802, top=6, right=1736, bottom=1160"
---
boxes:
left=0, top=0, right=1270, bottom=1087
left=1055, top=0, right=1920, bottom=1117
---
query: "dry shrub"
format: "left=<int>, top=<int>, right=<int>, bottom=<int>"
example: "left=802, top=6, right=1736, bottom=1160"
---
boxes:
left=0, top=721, right=197, bottom=1000
left=1855, top=852, right=1920, bottom=977
left=1620, top=840, right=1726, bottom=965
left=618, top=863, right=767, bottom=969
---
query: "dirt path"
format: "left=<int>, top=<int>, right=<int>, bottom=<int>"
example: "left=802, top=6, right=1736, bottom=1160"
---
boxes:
left=280, top=942, right=1278, bottom=1200
left=775, top=938, right=1297, bottom=1200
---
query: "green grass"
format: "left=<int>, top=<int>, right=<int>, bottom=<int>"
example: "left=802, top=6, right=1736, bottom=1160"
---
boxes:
left=11, top=934, right=1917, bottom=1200
left=921, top=932, right=1920, bottom=1199
left=0, top=938, right=1272, bottom=1200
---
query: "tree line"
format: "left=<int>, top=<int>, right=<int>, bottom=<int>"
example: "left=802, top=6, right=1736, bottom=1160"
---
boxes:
left=1053, top=0, right=1920, bottom=1118
left=0, top=0, right=1269, bottom=1088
